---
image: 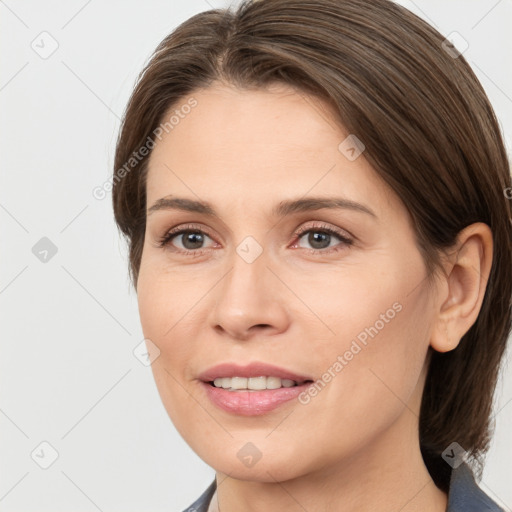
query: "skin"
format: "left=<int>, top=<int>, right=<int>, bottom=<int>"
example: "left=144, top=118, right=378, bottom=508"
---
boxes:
left=137, top=82, right=493, bottom=512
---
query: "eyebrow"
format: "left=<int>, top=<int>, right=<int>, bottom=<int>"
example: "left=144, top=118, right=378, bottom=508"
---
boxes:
left=147, top=195, right=377, bottom=219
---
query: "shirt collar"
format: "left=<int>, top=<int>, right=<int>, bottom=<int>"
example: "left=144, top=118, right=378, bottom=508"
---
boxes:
left=446, top=462, right=504, bottom=511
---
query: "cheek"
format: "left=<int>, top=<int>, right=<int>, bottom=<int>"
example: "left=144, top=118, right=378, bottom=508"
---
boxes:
left=278, top=301, right=432, bottom=475
left=136, top=269, right=193, bottom=412
left=136, top=259, right=214, bottom=406
left=136, top=259, right=206, bottom=345
left=291, top=259, right=433, bottom=435
left=314, top=280, right=432, bottom=416
left=136, top=278, right=198, bottom=437
left=291, top=261, right=423, bottom=372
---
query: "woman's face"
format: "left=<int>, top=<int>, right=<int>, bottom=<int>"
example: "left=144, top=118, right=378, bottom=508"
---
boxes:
left=137, top=82, right=438, bottom=481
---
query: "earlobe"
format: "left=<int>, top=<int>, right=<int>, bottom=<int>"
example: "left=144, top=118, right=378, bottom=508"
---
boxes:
left=430, top=317, right=458, bottom=353
left=429, top=222, right=493, bottom=354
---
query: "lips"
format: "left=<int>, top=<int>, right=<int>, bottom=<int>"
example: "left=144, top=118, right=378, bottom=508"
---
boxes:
left=198, top=361, right=314, bottom=383
left=198, top=362, right=315, bottom=416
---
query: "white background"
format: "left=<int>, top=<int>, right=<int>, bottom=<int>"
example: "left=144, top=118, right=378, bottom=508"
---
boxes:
left=1, top=0, right=511, bottom=510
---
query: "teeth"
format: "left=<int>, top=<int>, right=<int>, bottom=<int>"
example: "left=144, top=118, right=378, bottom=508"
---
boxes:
left=266, top=376, right=282, bottom=389
left=212, top=376, right=299, bottom=390
left=248, top=376, right=266, bottom=390
left=230, top=377, right=248, bottom=389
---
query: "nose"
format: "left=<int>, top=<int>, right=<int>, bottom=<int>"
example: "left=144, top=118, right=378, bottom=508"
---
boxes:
left=208, top=247, right=290, bottom=341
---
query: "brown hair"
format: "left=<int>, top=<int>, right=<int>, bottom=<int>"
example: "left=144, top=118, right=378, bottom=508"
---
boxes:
left=112, top=0, right=512, bottom=491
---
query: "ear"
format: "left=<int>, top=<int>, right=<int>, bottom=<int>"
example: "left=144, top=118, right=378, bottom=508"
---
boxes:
left=430, top=222, right=493, bottom=353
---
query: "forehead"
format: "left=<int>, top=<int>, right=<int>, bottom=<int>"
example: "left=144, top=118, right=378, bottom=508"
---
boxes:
left=145, top=83, right=401, bottom=219
left=151, top=83, right=342, bottom=157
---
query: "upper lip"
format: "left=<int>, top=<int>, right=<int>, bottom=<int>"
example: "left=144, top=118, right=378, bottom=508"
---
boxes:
left=198, top=362, right=314, bottom=383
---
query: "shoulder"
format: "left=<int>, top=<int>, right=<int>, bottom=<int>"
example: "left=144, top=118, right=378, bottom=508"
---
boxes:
left=181, top=479, right=217, bottom=512
left=447, top=462, right=504, bottom=512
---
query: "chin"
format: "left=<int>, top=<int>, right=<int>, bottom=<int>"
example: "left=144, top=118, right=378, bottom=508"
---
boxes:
left=193, top=438, right=313, bottom=482
left=213, top=459, right=305, bottom=483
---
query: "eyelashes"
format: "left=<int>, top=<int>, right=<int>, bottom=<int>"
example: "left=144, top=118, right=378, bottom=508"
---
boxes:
left=156, top=222, right=354, bottom=256
left=157, top=224, right=217, bottom=254
left=293, top=225, right=353, bottom=253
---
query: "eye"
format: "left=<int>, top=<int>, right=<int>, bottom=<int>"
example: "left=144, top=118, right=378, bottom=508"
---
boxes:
left=292, top=222, right=354, bottom=254
left=156, top=222, right=354, bottom=256
left=157, top=223, right=216, bottom=255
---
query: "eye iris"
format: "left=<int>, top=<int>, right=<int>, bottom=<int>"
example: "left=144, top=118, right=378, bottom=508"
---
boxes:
left=309, top=232, right=330, bottom=249
left=182, top=232, right=204, bottom=250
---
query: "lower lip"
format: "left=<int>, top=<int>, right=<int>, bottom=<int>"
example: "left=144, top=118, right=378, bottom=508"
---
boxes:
left=201, top=381, right=312, bottom=416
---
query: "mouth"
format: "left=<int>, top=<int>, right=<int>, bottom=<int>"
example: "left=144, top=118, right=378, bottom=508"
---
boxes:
left=198, top=362, right=315, bottom=416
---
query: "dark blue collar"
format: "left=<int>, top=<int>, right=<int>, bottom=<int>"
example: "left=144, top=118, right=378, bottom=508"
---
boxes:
left=446, top=462, right=503, bottom=511
left=183, top=462, right=504, bottom=511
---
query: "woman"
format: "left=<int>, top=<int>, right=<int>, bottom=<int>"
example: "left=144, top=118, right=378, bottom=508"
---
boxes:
left=112, top=0, right=511, bottom=510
